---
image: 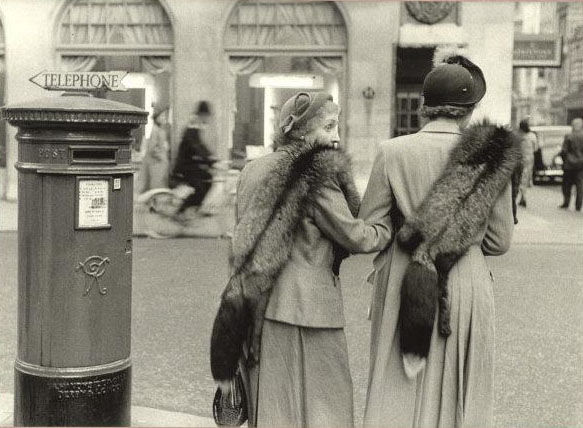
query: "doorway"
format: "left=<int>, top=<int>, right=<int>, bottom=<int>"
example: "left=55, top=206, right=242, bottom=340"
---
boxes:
left=394, top=47, right=435, bottom=137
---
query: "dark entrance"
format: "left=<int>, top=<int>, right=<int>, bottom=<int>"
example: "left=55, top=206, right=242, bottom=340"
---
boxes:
left=394, top=47, right=435, bottom=137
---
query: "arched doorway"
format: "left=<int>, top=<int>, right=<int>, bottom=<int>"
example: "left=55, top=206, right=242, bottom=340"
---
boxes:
left=223, top=0, right=347, bottom=161
left=56, top=0, right=174, bottom=155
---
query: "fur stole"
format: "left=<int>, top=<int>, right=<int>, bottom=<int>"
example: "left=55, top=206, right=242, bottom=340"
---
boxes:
left=210, top=142, right=360, bottom=382
left=396, top=120, right=522, bottom=375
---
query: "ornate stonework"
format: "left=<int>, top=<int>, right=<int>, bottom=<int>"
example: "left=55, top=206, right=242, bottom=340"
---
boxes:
left=405, top=2, right=456, bottom=25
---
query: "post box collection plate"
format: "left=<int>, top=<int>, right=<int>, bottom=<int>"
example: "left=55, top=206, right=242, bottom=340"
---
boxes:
left=76, top=177, right=111, bottom=229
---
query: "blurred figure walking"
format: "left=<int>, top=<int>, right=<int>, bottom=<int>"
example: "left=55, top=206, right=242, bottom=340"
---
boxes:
left=139, top=106, right=171, bottom=193
left=517, top=118, right=538, bottom=208
left=171, top=101, right=217, bottom=213
left=559, top=118, right=583, bottom=211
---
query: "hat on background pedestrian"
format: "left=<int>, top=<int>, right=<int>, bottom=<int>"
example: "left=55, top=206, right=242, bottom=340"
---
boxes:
left=420, top=48, right=487, bottom=118
left=152, top=104, right=169, bottom=125
left=277, top=91, right=336, bottom=143
left=196, top=100, right=212, bottom=116
left=519, top=118, right=531, bottom=133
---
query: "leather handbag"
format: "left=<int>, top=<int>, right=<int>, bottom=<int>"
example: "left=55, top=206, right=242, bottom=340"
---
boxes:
left=212, top=370, right=248, bottom=426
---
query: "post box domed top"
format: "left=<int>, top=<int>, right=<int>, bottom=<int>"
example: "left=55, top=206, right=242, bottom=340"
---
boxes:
left=0, top=92, right=148, bottom=127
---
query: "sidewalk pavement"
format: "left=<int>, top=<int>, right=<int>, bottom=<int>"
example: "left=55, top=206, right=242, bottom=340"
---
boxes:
left=0, top=393, right=216, bottom=427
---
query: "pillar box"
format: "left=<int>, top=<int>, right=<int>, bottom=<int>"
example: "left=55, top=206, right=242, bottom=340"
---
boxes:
left=0, top=92, right=147, bottom=426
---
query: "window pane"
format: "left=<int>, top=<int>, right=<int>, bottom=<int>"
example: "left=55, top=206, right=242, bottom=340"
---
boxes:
left=411, top=114, right=419, bottom=128
left=411, top=97, right=419, bottom=110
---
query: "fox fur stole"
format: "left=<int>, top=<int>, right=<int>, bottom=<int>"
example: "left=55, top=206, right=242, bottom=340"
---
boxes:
left=396, top=120, right=522, bottom=366
left=210, top=141, right=360, bottom=382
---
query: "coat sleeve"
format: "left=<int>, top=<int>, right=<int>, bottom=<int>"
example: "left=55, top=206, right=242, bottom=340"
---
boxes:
left=481, top=184, right=514, bottom=256
left=312, top=179, right=392, bottom=254
left=358, top=146, right=396, bottom=236
left=560, top=134, right=569, bottom=157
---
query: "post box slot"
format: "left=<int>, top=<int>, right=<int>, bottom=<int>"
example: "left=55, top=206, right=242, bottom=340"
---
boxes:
left=71, top=148, right=117, bottom=164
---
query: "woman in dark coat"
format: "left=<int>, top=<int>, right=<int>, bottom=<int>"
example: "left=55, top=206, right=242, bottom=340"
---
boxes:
left=171, top=101, right=216, bottom=212
left=210, top=92, right=393, bottom=427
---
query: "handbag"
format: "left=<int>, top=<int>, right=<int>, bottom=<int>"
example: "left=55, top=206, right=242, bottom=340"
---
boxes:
left=212, top=369, right=248, bottom=426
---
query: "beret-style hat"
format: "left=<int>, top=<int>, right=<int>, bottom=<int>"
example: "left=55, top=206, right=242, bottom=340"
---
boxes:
left=279, top=92, right=333, bottom=135
left=422, top=53, right=486, bottom=107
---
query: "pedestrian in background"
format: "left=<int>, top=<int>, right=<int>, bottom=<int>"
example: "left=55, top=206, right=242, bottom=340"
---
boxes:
left=517, top=118, right=539, bottom=208
left=139, top=106, right=170, bottom=193
left=171, top=101, right=217, bottom=213
left=210, top=92, right=392, bottom=427
left=559, top=117, right=583, bottom=211
left=360, top=52, right=521, bottom=428
left=510, top=163, right=523, bottom=224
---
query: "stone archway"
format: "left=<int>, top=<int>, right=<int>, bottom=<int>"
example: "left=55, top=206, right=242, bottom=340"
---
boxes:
left=223, top=0, right=348, bottom=157
left=56, top=0, right=175, bottom=159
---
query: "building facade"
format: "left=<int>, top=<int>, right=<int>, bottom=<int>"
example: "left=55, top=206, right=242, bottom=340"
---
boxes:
left=512, top=2, right=583, bottom=127
left=0, top=0, right=515, bottom=200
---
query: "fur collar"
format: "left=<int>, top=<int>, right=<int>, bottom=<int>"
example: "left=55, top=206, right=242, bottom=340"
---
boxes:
left=396, top=120, right=522, bottom=374
left=211, top=142, right=360, bottom=381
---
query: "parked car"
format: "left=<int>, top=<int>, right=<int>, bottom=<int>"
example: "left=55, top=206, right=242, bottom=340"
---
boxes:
left=531, top=125, right=571, bottom=184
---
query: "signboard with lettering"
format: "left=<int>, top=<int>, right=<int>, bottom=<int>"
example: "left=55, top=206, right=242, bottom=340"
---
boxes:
left=513, top=34, right=562, bottom=67
left=77, top=178, right=110, bottom=229
left=29, top=71, right=128, bottom=92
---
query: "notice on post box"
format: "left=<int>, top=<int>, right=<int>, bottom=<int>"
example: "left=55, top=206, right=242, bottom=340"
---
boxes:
left=77, top=179, right=109, bottom=228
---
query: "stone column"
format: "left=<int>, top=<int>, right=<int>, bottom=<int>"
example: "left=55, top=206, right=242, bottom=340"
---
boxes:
left=167, top=0, right=231, bottom=163
left=342, top=2, right=401, bottom=192
left=0, top=0, right=58, bottom=200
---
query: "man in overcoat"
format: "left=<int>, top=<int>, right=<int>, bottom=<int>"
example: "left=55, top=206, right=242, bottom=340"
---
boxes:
left=559, top=117, right=583, bottom=211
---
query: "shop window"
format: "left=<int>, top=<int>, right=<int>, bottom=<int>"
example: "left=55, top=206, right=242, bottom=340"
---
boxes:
left=56, top=0, right=174, bottom=156
left=58, top=0, right=172, bottom=50
left=224, top=1, right=347, bottom=158
left=225, top=1, right=346, bottom=50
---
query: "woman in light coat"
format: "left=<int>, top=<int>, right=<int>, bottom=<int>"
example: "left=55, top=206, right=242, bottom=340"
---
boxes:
left=360, top=52, right=520, bottom=428
left=139, top=107, right=170, bottom=192
left=211, top=92, right=392, bottom=427
left=517, top=118, right=539, bottom=207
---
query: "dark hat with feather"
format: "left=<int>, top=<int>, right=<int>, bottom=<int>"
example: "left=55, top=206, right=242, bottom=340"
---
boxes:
left=422, top=48, right=487, bottom=109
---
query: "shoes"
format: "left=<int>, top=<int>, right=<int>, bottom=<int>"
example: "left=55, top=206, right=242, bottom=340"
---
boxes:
left=519, top=199, right=526, bottom=207
left=558, top=204, right=569, bottom=209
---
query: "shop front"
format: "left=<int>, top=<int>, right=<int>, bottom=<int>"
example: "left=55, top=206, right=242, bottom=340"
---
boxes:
left=0, top=0, right=515, bottom=200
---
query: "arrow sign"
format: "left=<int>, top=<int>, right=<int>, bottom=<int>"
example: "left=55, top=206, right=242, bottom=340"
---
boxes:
left=29, top=70, right=128, bottom=92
